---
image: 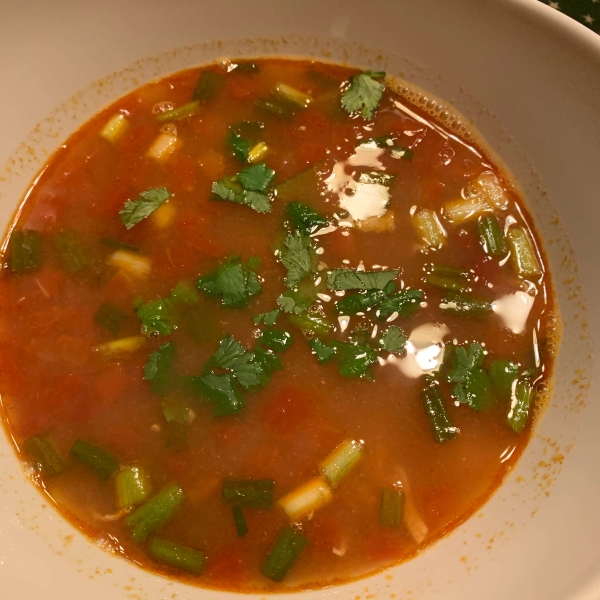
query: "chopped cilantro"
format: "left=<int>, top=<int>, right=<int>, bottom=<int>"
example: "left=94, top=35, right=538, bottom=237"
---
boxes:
left=377, top=289, right=423, bottom=319
left=341, top=71, right=386, bottom=120
left=285, top=201, right=330, bottom=235
left=276, top=290, right=314, bottom=314
left=247, top=256, right=262, bottom=271
left=209, top=334, right=249, bottom=370
left=192, top=373, right=245, bottom=417
left=212, top=164, right=274, bottom=213
left=278, top=231, right=315, bottom=289
left=254, top=309, right=281, bottom=326
left=119, top=187, right=172, bottom=230
left=327, top=269, right=399, bottom=291
left=136, top=298, right=175, bottom=336
left=335, top=341, right=378, bottom=379
left=197, top=258, right=262, bottom=308
left=257, top=329, right=294, bottom=353
left=288, top=310, right=333, bottom=336
left=237, top=164, right=274, bottom=192
left=228, top=131, right=253, bottom=162
left=379, top=326, right=407, bottom=354
left=334, top=287, right=392, bottom=315
left=490, top=360, right=519, bottom=399
left=144, top=342, right=175, bottom=395
left=445, top=343, right=493, bottom=410
left=253, top=348, right=283, bottom=378
left=308, top=338, right=337, bottom=364
left=170, top=281, right=200, bottom=304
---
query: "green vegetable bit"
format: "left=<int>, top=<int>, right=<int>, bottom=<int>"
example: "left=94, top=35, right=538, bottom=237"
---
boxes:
left=232, top=506, right=248, bottom=537
left=278, top=231, right=315, bottom=289
left=192, top=373, right=246, bottom=417
left=308, top=338, right=338, bottom=363
left=54, top=230, right=89, bottom=274
left=222, top=479, right=275, bottom=509
left=116, top=466, right=152, bottom=509
left=256, top=97, right=295, bottom=120
left=508, top=379, right=534, bottom=433
left=23, top=433, right=66, bottom=479
left=334, top=287, right=391, bottom=315
left=277, top=290, right=314, bottom=314
left=99, top=237, right=140, bottom=252
left=254, top=309, right=280, bottom=326
left=377, top=289, right=423, bottom=319
left=192, top=70, right=223, bottom=102
left=125, top=484, right=185, bottom=543
left=156, top=101, right=200, bottom=123
left=261, top=526, right=308, bottom=582
left=327, top=269, right=399, bottom=291
left=421, top=382, right=458, bottom=443
left=440, top=293, right=492, bottom=319
left=69, top=439, right=119, bottom=481
left=285, top=201, right=330, bottom=235
left=160, top=396, right=189, bottom=424
left=144, top=342, right=176, bottom=395
left=119, top=187, right=172, bottom=230
left=288, top=310, right=333, bottom=336
left=379, top=326, right=407, bottom=354
left=341, top=71, right=386, bottom=120
left=170, top=280, right=200, bottom=304
left=10, top=229, right=42, bottom=272
left=490, top=360, right=519, bottom=399
left=478, top=215, right=507, bottom=256
left=445, top=343, right=493, bottom=410
left=212, top=164, right=274, bottom=213
left=197, top=258, right=262, bottom=308
left=425, top=264, right=471, bottom=293
left=379, top=487, right=405, bottom=528
left=257, top=329, right=294, bottom=353
left=94, top=302, right=127, bottom=336
left=208, top=334, right=268, bottom=389
left=148, top=537, right=206, bottom=575
left=136, top=298, right=175, bottom=336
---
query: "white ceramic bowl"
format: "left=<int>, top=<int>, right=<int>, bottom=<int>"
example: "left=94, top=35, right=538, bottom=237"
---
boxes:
left=1, top=1, right=599, bottom=598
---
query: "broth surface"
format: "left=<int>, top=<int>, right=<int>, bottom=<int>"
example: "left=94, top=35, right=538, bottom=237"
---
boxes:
left=0, top=58, right=556, bottom=591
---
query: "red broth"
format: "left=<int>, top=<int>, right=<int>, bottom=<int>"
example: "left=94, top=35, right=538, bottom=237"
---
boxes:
left=0, top=58, right=557, bottom=591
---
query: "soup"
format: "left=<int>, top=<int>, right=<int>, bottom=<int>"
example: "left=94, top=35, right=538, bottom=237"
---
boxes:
left=0, top=58, right=557, bottom=591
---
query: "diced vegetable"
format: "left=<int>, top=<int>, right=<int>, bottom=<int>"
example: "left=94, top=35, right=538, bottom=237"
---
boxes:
left=108, top=250, right=151, bottom=278
left=379, top=487, right=405, bottom=528
left=148, top=537, right=206, bottom=575
left=247, top=141, right=269, bottom=163
left=125, top=483, right=185, bottom=543
left=150, top=201, right=176, bottom=229
left=95, top=336, right=146, bottom=358
left=444, top=195, right=492, bottom=223
left=440, top=293, right=491, bottom=318
left=478, top=215, right=507, bottom=256
left=116, top=466, right=152, bottom=509
left=278, top=477, right=332, bottom=521
left=232, top=506, right=248, bottom=537
left=288, top=310, right=333, bottom=336
left=412, top=208, right=446, bottom=247
left=261, top=526, right=308, bottom=582
left=69, top=439, right=119, bottom=481
left=273, top=83, right=313, bottom=108
left=100, top=113, right=129, bottom=143
left=421, top=385, right=458, bottom=443
left=508, top=379, right=534, bottom=433
left=356, top=211, right=396, bottom=233
left=425, top=264, right=470, bottom=293
left=23, top=434, right=66, bottom=479
left=506, top=227, right=542, bottom=278
left=156, top=101, right=200, bottom=123
left=10, top=229, right=42, bottom=272
left=192, top=71, right=223, bottom=102
left=275, top=167, right=320, bottom=203
left=147, top=132, right=180, bottom=162
left=404, top=499, right=429, bottom=544
left=319, top=439, right=364, bottom=487
left=222, top=479, right=275, bottom=509
left=93, top=302, right=127, bottom=335
left=472, top=171, right=509, bottom=209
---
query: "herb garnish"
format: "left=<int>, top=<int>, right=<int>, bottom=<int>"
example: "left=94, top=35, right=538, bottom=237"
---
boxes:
left=341, top=71, right=386, bottom=120
left=120, top=188, right=172, bottom=230
left=212, top=164, right=275, bottom=213
left=197, top=257, right=262, bottom=308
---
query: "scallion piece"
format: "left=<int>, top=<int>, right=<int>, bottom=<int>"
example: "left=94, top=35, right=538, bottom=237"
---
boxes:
left=156, top=101, right=200, bottom=123
left=232, top=506, right=248, bottom=537
left=380, top=487, right=405, bottom=528
left=508, top=379, right=534, bottom=433
left=148, top=537, right=206, bottom=575
left=444, top=194, right=492, bottom=223
left=425, top=264, right=471, bottom=293
left=23, top=434, right=66, bottom=479
left=116, top=466, right=152, bottom=509
left=108, top=249, right=151, bottom=278
left=278, top=477, right=332, bottom=522
left=248, top=141, right=269, bottom=163
left=507, top=227, right=542, bottom=278
left=262, top=526, right=308, bottom=582
left=192, top=71, right=223, bottom=102
left=273, top=83, right=313, bottom=108
left=412, top=208, right=446, bottom=247
left=10, top=229, right=42, bottom=272
left=69, top=439, right=119, bottom=481
left=421, top=385, right=459, bottom=443
left=256, top=97, right=295, bottom=119
left=288, top=310, right=333, bottom=336
left=100, top=113, right=129, bottom=143
left=125, top=483, right=185, bottom=543
left=440, top=293, right=491, bottom=318
left=222, top=479, right=274, bottom=509
left=319, top=439, right=364, bottom=487
left=94, top=335, right=146, bottom=358
left=478, top=215, right=507, bottom=256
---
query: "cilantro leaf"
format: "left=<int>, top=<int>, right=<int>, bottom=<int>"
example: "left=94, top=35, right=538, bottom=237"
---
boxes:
left=328, top=269, right=399, bottom=291
left=228, top=131, right=252, bottom=162
left=253, top=348, right=283, bottom=378
left=277, top=290, right=314, bottom=314
left=237, top=164, right=274, bottom=192
left=192, top=373, right=245, bottom=417
left=209, top=334, right=248, bottom=370
left=445, top=343, right=493, bottom=410
left=379, top=326, right=407, bottom=354
left=341, top=71, right=386, bottom=120
left=335, top=341, right=378, bottom=379
left=253, top=309, right=281, bottom=326
left=279, top=231, right=314, bottom=289
left=144, top=342, right=175, bottom=395
left=288, top=309, right=334, bottom=336
left=285, top=201, right=331, bottom=235
left=212, top=178, right=243, bottom=201
left=197, top=259, right=262, bottom=308
left=244, top=191, right=271, bottom=213
left=334, top=288, right=391, bottom=315
left=377, top=289, right=423, bottom=319
left=257, top=329, right=294, bottom=353
left=490, top=360, right=519, bottom=399
left=120, top=187, right=172, bottom=230
left=170, top=280, right=200, bottom=304
left=136, top=298, right=175, bottom=336
left=446, top=343, right=485, bottom=383
left=308, top=338, right=337, bottom=364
